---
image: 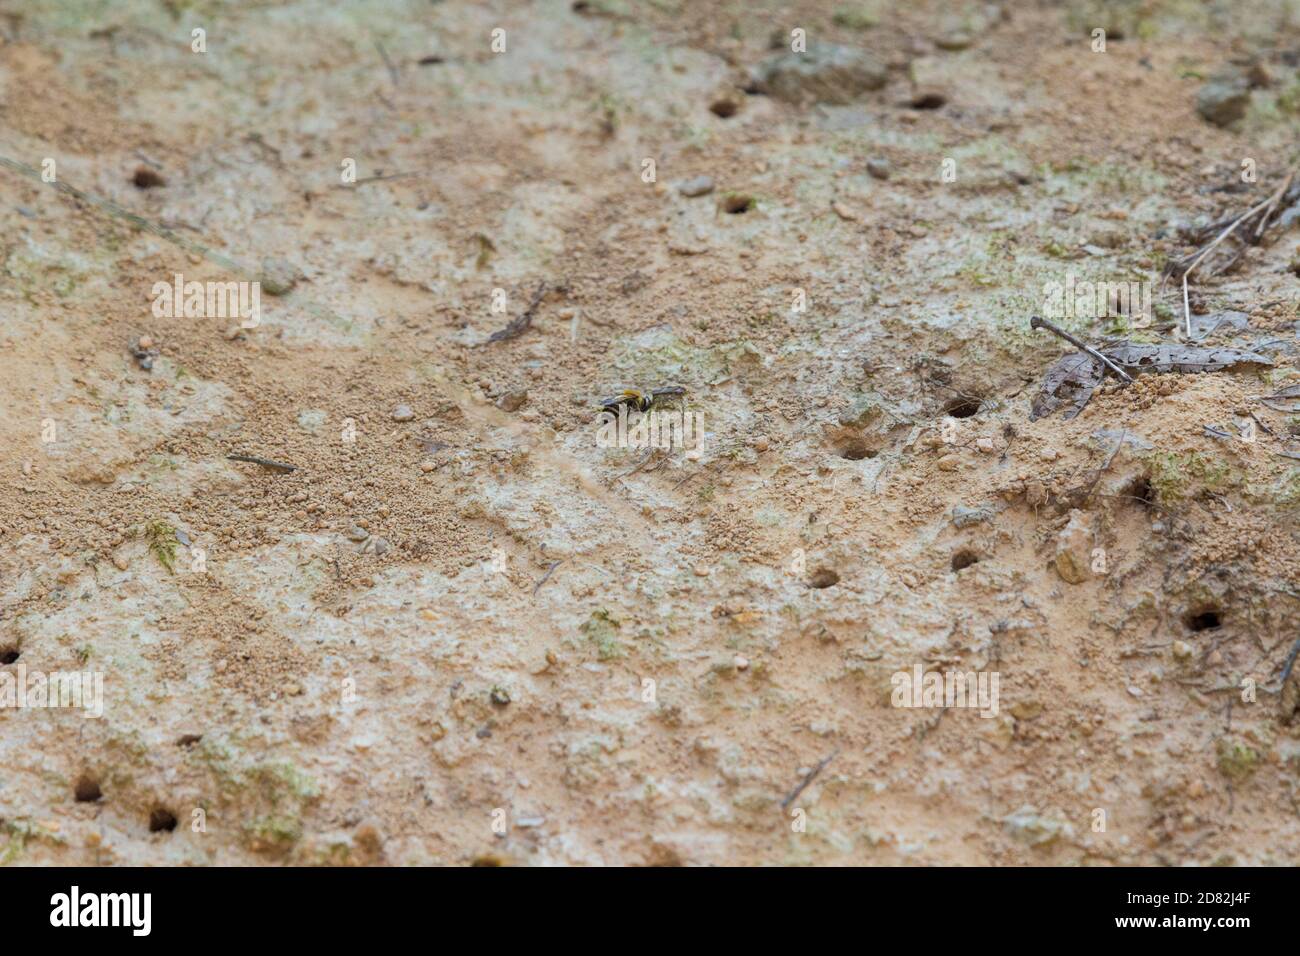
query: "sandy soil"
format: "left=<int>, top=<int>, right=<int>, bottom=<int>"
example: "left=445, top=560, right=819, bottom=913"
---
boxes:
left=2, top=0, right=1300, bottom=865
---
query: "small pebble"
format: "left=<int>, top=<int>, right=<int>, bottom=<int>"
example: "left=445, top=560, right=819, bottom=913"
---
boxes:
left=734, top=655, right=749, bottom=671
left=420, top=461, right=435, bottom=473
left=495, top=389, right=528, bottom=412
left=934, top=30, right=974, bottom=51
left=831, top=201, right=858, bottom=221
left=391, top=404, right=414, bottom=422
left=866, top=158, right=891, bottom=180
left=346, top=526, right=370, bottom=542
left=260, top=257, right=302, bottom=296
left=679, top=175, right=715, bottom=198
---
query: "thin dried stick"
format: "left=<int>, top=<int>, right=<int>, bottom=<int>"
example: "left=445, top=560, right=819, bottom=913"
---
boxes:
left=1253, top=170, right=1295, bottom=239
left=532, top=560, right=562, bottom=596
left=1030, top=316, right=1134, bottom=384
left=1180, top=174, right=1294, bottom=336
left=481, top=281, right=547, bottom=345
left=780, top=750, right=839, bottom=811
left=1280, top=637, right=1300, bottom=687
left=227, top=454, right=297, bottom=473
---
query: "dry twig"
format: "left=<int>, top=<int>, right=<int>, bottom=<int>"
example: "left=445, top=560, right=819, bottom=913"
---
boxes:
left=481, top=281, right=547, bottom=345
left=227, top=454, right=297, bottom=473
left=780, top=750, right=839, bottom=811
left=1030, top=316, right=1134, bottom=383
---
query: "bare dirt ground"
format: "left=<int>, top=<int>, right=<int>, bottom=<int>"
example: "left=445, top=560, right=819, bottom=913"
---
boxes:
left=2, top=0, right=1300, bottom=866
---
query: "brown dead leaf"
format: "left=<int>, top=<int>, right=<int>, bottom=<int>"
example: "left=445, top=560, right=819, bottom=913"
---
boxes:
left=1032, top=340, right=1273, bottom=420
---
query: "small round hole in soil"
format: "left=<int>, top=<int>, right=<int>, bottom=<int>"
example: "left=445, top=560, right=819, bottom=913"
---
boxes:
left=0, top=647, right=19, bottom=665
left=1185, top=608, right=1223, bottom=631
left=149, top=808, right=178, bottom=832
left=943, top=397, right=981, bottom=419
left=951, top=549, right=980, bottom=572
left=911, top=92, right=947, bottom=110
left=709, top=99, right=738, bottom=118
left=74, top=776, right=102, bottom=803
left=838, top=440, right=874, bottom=461
left=808, top=568, right=840, bottom=589
left=723, top=194, right=754, bottom=214
left=1124, top=476, right=1154, bottom=509
left=131, top=167, right=166, bottom=189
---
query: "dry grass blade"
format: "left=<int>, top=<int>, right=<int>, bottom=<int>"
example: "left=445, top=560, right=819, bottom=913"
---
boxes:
left=1255, top=383, right=1300, bottom=412
left=1171, top=168, right=1298, bottom=337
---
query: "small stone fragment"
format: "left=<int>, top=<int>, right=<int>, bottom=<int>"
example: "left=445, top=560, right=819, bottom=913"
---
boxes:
left=1003, top=806, right=1065, bottom=847
left=951, top=505, right=992, bottom=528
left=1009, top=700, right=1042, bottom=720
left=1053, top=509, right=1092, bottom=584
left=260, top=257, right=303, bottom=296
left=934, top=30, right=973, bottom=51
left=1196, top=73, right=1251, bottom=127
left=679, top=175, right=715, bottom=197
left=495, top=389, right=528, bottom=412
left=749, top=43, right=888, bottom=105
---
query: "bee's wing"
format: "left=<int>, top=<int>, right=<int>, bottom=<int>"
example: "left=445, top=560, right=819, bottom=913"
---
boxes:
left=651, top=386, right=686, bottom=398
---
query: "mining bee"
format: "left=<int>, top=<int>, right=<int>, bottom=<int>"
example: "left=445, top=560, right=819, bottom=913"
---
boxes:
left=599, top=386, right=686, bottom=417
